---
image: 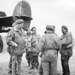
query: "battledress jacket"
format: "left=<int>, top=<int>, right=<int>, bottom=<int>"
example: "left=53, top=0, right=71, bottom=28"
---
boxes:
left=60, top=32, right=73, bottom=57
left=6, top=27, right=26, bottom=56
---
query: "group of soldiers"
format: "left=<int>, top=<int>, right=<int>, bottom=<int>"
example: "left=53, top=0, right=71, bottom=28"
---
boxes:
left=38, top=25, right=73, bottom=75
left=0, top=18, right=73, bottom=75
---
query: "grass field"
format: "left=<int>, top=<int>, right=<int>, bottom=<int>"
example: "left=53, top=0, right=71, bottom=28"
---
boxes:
left=0, top=49, right=75, bottom=75
left=0, top=34, right=75, bottom=75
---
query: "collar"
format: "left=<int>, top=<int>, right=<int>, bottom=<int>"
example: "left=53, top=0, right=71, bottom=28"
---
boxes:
left=46, top=30, right=53, bottom=34
left=63, top=31, right=68, bottom=36
left=32, top=33, right=37, bottom=35
left=13, top=26, right=23, bottom=32
left=13, top=26, right=18, bottom=31
left=27, top=33, right=31, bottom=36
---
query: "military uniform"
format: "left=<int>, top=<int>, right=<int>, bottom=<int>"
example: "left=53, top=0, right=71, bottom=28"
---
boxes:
left=6, top=19, right=26, bottom=75
left=7, top=46, right=17, bottom=74
left=31, top=32, right=40, bottom=69
left=37, top=25, right=61, bottom=75
left=60, top=26, right=73, bottom=75
left=25, top=31, right=33, bottom=67
left=39, top=31, right=58, bottom=75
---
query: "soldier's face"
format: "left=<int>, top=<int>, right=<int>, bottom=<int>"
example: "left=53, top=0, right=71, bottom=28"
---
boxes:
left=17, top=22, right=23, bottom=29
left=32, top=28, right=36, bottom=33
left=62, top=28, right=66, bottom=34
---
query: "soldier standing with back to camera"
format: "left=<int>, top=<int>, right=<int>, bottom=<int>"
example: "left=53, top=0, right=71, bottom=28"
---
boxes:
left=60, top=25, right=73, bottom=75
left=39, top=25, right=57, bottom=75
left=31, top=27, right=41, bottom=69
left=6, top=19, right=26, bottom=75
left=37, top=25, right=61, bottom=75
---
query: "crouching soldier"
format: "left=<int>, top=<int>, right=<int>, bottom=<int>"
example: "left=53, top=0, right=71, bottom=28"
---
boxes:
left=6, top=19, right=26, bottom=75
left=37, top=25, right=61, bottom=75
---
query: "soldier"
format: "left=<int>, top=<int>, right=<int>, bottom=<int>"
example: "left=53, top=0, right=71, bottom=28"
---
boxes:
left=39, top=25, right=56, bottom=75
left=31, top=27, right=41, bottom=69
left=37, top=25, right=61, bottom=75
left=6, top=19, right=26, bottom=75
left=60, top=25, right=73, bottom=75
left=7, top=29, right=17, bottom=74
left=25, top=28, right=33, bottom=67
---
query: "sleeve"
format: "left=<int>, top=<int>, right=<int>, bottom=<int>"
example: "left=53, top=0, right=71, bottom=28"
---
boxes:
left=6, top=30, right=15, bottom=46
left=61, top=32, right=73, bottom=45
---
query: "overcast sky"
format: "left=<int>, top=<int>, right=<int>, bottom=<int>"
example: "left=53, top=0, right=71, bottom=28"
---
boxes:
left=0, top=0, right=75, bottom=38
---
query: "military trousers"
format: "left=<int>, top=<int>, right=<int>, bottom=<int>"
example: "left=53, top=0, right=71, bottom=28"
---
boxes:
left=9, top=56, right=12, bottom=72
left=39, top=61, right=52, bottom=75
left=31, top=55, right=39, bottom=69
left=41, top=50, right=58, bottom=75
left=39, top=61, right=43, bottom=75
left=61, top=55, right=70, bottom=75
left=12, top=54, right=23, bottom=75
left=8, top=56, right=17, bottom=73
left=26, top=51, right=33, bottom=67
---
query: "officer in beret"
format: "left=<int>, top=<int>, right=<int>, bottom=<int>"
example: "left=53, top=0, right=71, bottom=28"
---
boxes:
left=37, top=25, right=61, bottom=75
left=6, top=19, right=26, bottom=75
left=60, top=25, right=73, bottom=75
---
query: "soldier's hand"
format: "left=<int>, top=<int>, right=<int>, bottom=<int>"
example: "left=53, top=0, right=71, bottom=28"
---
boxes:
left=39, top=52, right=42, bottom=57
left=14, top=43, right=18, bottom=47
left=11, top=41, right=18, bottom=47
